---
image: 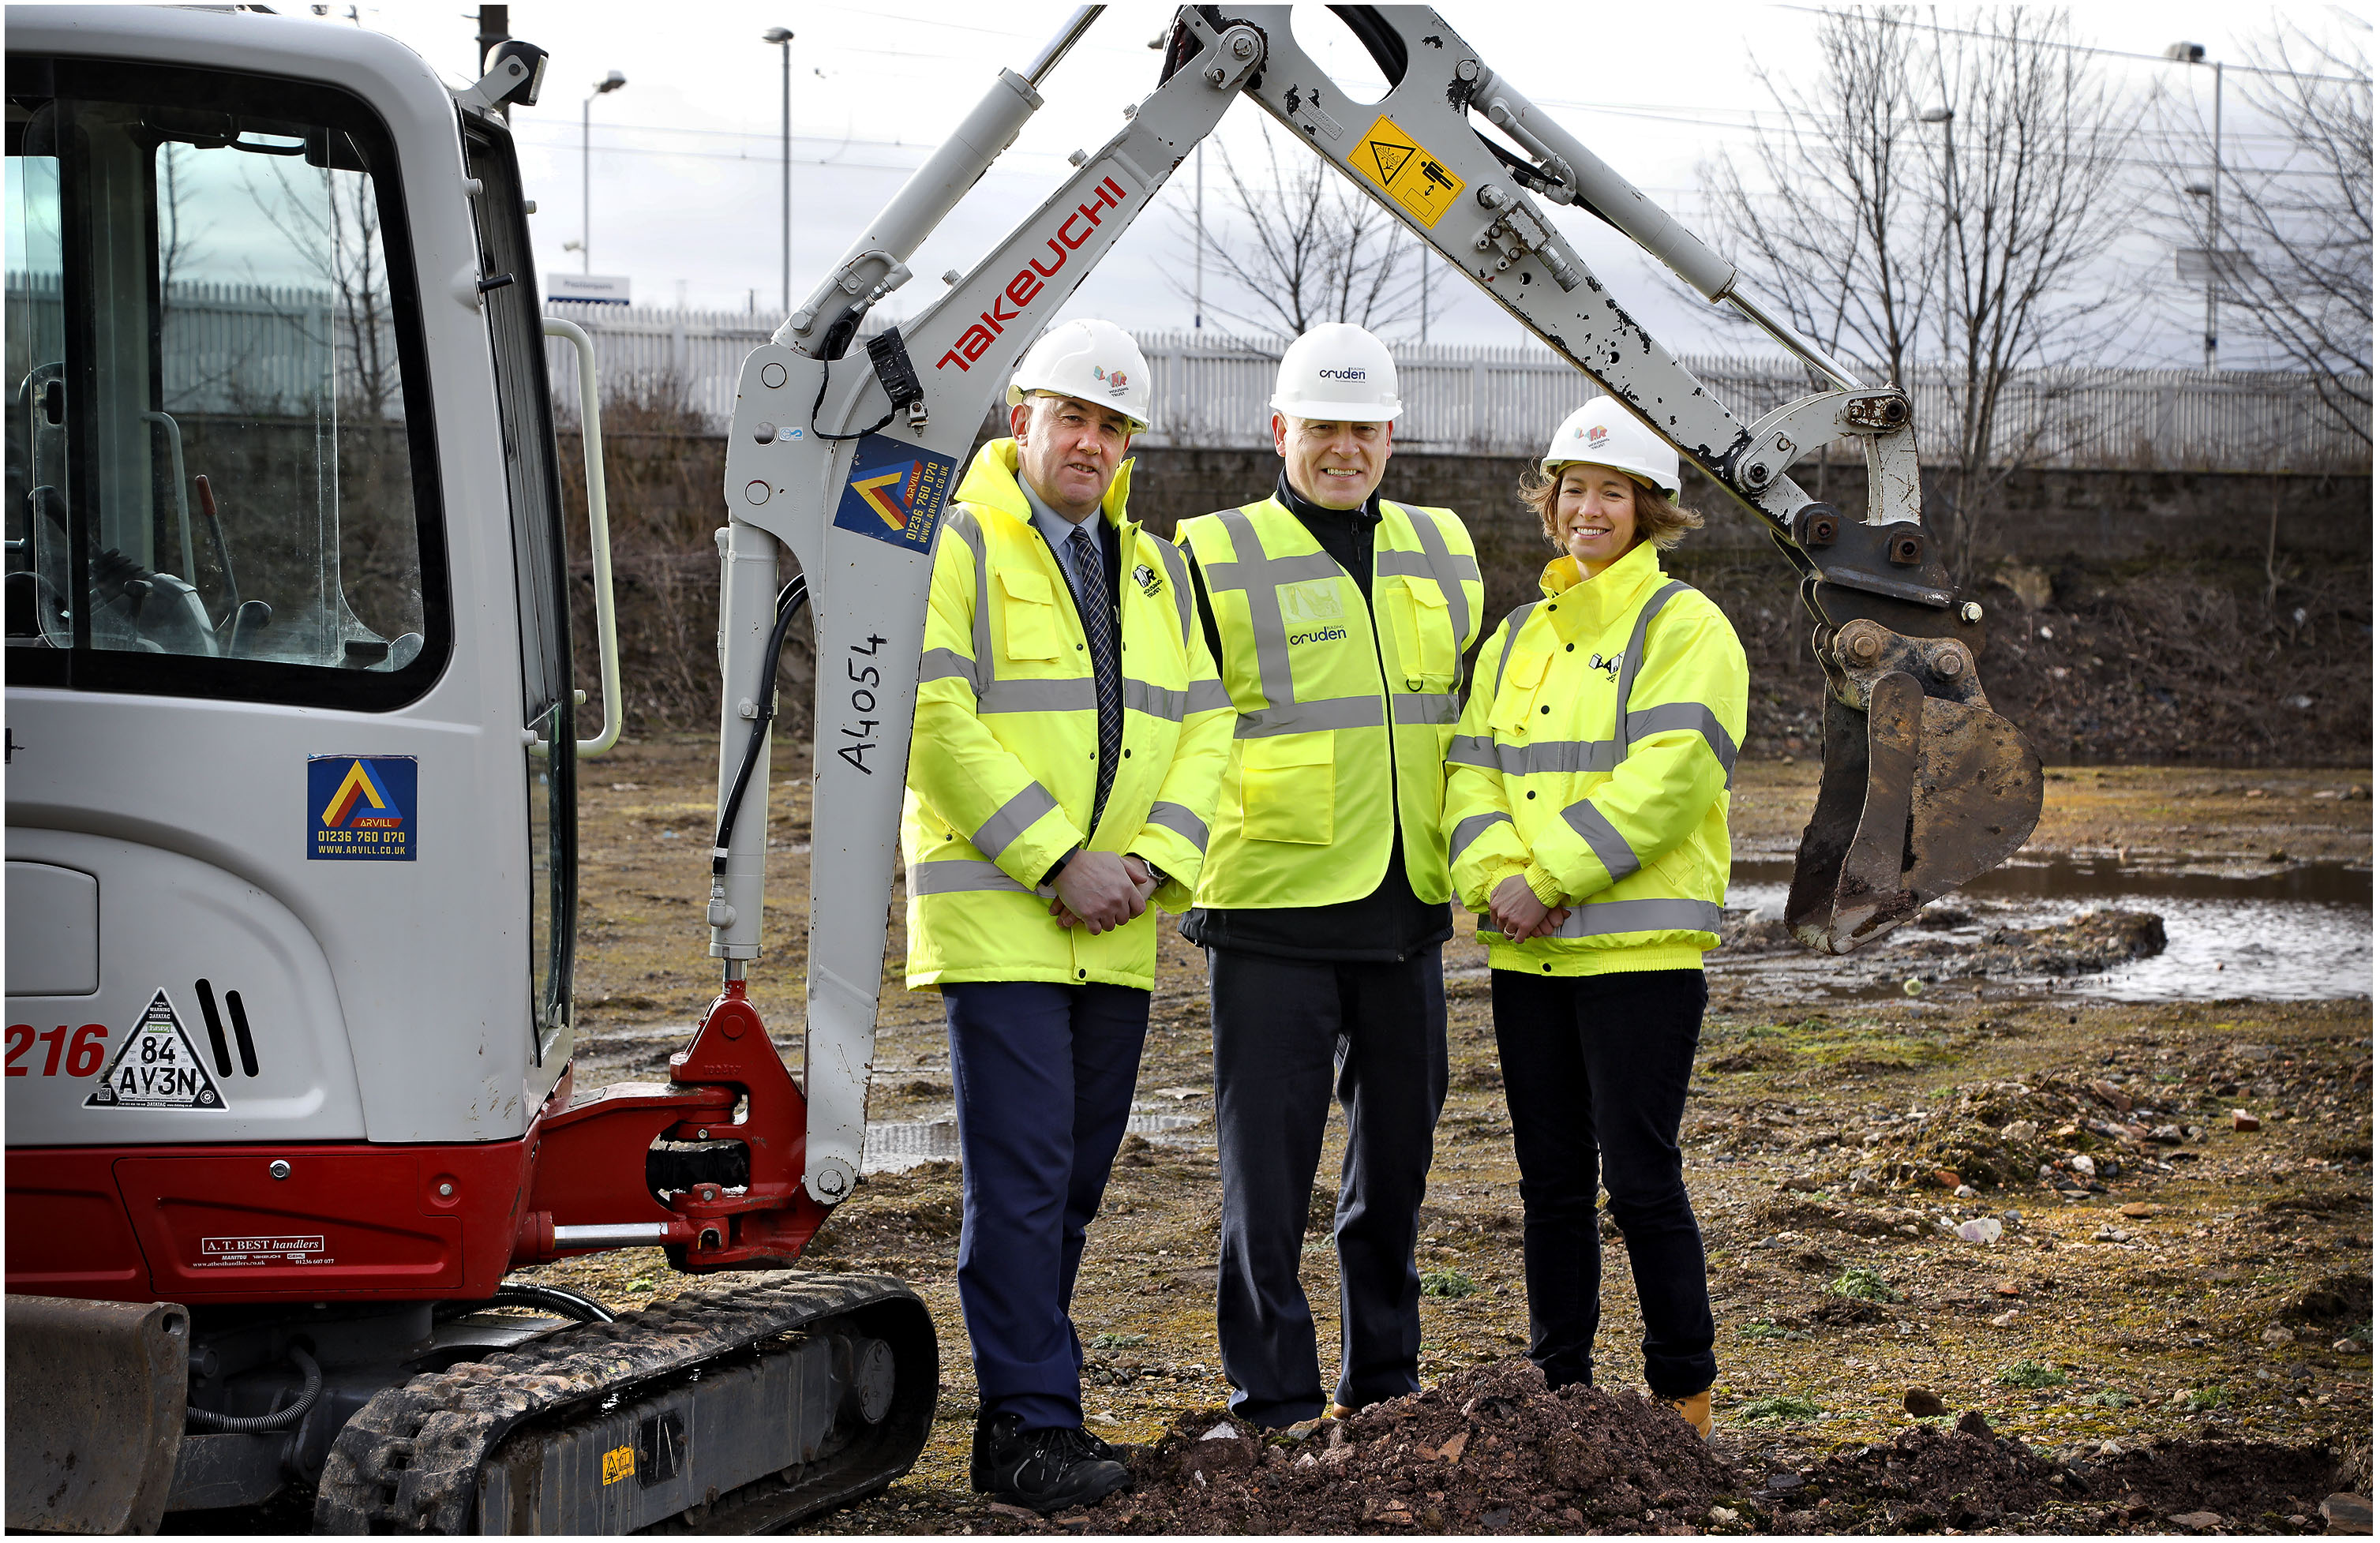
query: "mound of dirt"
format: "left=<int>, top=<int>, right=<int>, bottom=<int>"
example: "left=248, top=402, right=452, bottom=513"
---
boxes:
left=1104, top=1362, right=1734, bottom=1534
left=2056, top=1435, right=2351, bottom=1531
left=1767, top=1417, right=2056, bottom=1533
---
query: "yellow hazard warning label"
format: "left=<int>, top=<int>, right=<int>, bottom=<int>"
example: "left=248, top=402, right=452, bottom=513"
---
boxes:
left=602, top=1445, right=635, bottom=1485
left=1353, top=115, right=1465, bottom=227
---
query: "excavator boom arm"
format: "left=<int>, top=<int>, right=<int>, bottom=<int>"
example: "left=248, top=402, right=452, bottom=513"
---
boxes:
left=688, top=2, right=2040, bottom=1234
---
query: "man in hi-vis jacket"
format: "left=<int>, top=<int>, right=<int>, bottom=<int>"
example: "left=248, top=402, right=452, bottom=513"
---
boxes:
left=905, top=319, right=1231, bottom=1511
left=1175, top=321, right=1483, bottom=1429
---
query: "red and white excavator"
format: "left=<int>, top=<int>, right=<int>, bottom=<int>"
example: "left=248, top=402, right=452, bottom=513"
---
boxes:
left=4, top=4, right=2039, bottom=1531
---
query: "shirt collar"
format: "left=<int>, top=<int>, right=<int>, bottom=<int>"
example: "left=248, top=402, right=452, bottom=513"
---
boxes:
left=1019, top=477, right=1100, bottom=556
left=1275, top=469, right=1381, bottom=526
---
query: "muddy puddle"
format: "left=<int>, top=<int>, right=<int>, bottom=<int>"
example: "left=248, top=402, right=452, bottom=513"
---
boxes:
left=1719, top=858, right=2371, bottom=1004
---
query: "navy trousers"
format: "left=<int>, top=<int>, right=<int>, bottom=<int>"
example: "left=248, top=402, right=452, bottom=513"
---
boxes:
left=943, top=979, right=1149, bottom=1431
left=1490, top=968, right=1716, bottom=1399
left=1208, top=947, right=1448, bottom=1428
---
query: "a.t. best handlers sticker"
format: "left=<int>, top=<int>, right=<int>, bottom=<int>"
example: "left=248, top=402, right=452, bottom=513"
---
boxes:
left=308, top=755, right=417, bottom=860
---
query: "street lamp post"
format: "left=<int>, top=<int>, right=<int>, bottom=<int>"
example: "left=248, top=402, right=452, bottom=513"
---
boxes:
left=1920, top=106, right=1955, bottom=363
left=2166, top=41, right=2224, bottom=372
left=763, top=28, right=793, bottom=315
left=582, top=69, right=627, bottom=275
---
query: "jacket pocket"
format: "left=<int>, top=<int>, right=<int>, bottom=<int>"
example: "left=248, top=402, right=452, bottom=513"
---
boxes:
left=999, top=567, right=1062, bottom=661
left=1239, top=732, right=1335, bottom=845
left=1489, top=648, right=1549, bottom=735
left=1407, top=580, right=1460, bottom=685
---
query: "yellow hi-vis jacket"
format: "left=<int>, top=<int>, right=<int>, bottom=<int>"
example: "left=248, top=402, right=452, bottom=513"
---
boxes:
left=901, top=440, right=1233, bottom=991
left=1443, top=540, right=1748, bottom=976
left=1176, top=496, right=1482, bottom=908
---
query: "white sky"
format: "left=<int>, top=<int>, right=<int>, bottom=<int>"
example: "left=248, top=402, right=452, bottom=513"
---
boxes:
left=308, top=2, right=2360, bottom=369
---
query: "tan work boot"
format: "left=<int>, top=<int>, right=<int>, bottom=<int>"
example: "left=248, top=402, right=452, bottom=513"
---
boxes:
left=1664, top=1388, right=1714, bottom=1440
left=1325, top=1403, right=1356, bottom=1421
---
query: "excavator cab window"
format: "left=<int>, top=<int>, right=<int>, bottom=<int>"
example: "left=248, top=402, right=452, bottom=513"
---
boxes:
left=2, top=61, right=448, bottom=711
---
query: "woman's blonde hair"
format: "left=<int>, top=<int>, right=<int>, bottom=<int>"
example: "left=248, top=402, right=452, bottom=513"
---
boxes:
left=1518, top=462, right=1703, bottom=553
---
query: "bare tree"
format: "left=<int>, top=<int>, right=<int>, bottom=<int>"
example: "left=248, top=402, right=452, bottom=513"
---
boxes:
left=1921, top=9, right=2146, bottom=582
left=2173, top=23, right=2371, bottom=445
left=1702, top=9, right=2147, bottom=584
left=1168, top=120, right=1422, bottom=339
left=1701, top=6, right=1936, bottom=389
left=245, top=161, right=399, bottom=420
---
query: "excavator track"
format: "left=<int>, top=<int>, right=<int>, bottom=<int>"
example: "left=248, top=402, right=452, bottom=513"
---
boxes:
left=313, top=1271, right=935, bottom=1534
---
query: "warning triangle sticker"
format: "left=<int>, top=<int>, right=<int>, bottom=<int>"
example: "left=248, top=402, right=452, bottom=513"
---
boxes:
left=85, top=990, right=228, bottom=1111
left=1367, top=140, right=1415, bottom=185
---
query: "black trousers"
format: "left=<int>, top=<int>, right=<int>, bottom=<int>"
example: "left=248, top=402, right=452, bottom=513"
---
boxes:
left=1209, top=946, right=1447, bottom=1428
left=1490, top=968, right=1715, bottom=1399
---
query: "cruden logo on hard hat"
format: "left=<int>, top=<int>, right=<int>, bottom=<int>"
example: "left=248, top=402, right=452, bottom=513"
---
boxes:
left=1319, top=366, right=1368, bottom=381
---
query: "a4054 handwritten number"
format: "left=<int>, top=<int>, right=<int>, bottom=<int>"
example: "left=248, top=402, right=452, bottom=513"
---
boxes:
left=838, top=635, right=889, bottom=774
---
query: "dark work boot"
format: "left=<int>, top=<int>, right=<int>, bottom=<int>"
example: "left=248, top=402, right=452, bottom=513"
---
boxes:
left=977, top=1412, right=1130, bottom=1514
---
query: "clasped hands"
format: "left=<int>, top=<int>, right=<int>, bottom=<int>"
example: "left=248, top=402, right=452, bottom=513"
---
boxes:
left=1049, top=850, right=1161, bottom=934
left=1488, top=872, right=1569, bottom=940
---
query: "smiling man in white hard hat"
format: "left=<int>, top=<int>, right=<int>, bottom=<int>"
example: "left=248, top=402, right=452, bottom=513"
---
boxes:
left=904, top=316, right=1231, bottom=1511
left=1174, top=320, right=1483, bottom=1429
left=1443, top=395, right=1745, bottom=1440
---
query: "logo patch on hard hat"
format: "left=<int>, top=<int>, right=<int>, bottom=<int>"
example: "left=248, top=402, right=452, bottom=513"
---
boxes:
left=1094, top=364, right=1130, bottom=397
left=1318, top=366, right=1368, bottom=381
left=1587, top=425, right=1610, bottom=448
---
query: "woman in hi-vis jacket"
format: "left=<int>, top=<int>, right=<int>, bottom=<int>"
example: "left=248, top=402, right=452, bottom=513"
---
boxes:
left=1442, top=397, right=1748, bottom=1439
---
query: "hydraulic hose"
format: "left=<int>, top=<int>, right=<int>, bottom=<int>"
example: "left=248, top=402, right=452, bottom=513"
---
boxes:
left=433, top=1282, right=616, bottom=1324
left=712, top=573, right=812, bottom=880
left=186, top=1345, right=320, bottom=1433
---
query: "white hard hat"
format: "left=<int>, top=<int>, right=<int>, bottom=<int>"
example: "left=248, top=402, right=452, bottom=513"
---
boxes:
left=1542, top=396, right=1681, bottom=496
left=1270, top=322, right=1401, bottom=423
left=1007, top=318, right=1153, bottom=433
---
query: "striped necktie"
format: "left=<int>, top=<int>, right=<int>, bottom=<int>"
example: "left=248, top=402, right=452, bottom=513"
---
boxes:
left=1068, top=523, right=1122, bottom=832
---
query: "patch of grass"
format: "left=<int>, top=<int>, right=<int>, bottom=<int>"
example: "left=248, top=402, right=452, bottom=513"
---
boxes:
left=2185, top=1385, right=2231, bottom=1410
left=1996, top=1360, right=2069, bottom=1388
left=1089, top=1332, right=1149, bottom=1350
left=1420, top=1268, right=1477, bottom=1299
left=1827, top=1265, right=1900, bottom=1302
left=1737, top=1395, right=1824, bottom=1423
left=625, top=1275, right=655, bottom=1294
left=2088, top=1390, right=2140, bottom=1408
left=1739, top=1320, right=1811, bottom=1342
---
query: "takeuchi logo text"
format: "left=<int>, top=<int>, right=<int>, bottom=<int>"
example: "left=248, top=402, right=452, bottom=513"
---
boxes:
left=936, top=176, right=1132, bottom=374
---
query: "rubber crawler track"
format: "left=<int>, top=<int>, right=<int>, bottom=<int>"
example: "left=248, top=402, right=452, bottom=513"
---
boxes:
left=313, top=1271, right=936, bottom=1534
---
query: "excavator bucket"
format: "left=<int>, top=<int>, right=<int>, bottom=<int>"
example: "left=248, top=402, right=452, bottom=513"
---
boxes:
left=1785, top=620, right=2045, bottom=954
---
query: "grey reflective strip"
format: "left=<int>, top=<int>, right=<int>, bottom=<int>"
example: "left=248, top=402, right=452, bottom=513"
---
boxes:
left=1561, top=797, right=1642, bottom=882
left=909, top=859, right=1031, bottom=897
left=1493, top=738, right=1623, bottom=777
left=945, top=506, right=994, bottom=695
left=1391, top=691, right=1460, bottom=726
left=972, top=783, right=1059, bottom=860
left=1374, top=552, right=1438, bottom=579
left=1186, top=676, right=1234, bottom=714
left=1449, top=810, right=1513, bottom=860
left=1392, top=504, right=1479, bottom=647
left=1610, top=581, right=1689, bottom=732
left=1201, top=506, right=1342, bottom=713
left=1492, top=601, right=1540, bottom=695
left=979, top=676, right=1096, bottom=714
left=1625, top=701, right=1740, bottom=778
left=920, top=647, right=976, bottom=687
left=1144, top=800, right=1209, bottom=849
left=1446, top=734, right=1501, bottom=770
left=1123, top=677, right=1188, bottom=721
left=1152, top=538, right=1194, bottom=642
left=1234, top=695, right=1385, bottom=738
left=1546, top=897, right=1725, bottom=938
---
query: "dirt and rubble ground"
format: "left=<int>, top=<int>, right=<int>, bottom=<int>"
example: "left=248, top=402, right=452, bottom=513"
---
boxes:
left=517, top=743, right=2372, bottom=1535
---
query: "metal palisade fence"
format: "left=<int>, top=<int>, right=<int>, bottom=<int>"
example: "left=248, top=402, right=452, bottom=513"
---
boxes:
left=5, top=276, right=2359, bottom=473
left=542, top=305, right=2370, bottom=474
